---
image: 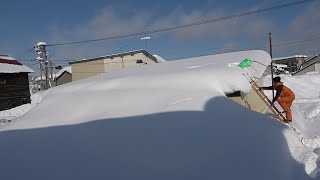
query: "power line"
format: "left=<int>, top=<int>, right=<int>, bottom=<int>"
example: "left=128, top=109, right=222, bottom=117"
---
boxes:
left=18, top=35, right=320, bottom=64
left=169, top=35, right=320, bottom=60
left=14, top=47, right=34, bottom=56
left=273, top=37, right=320, bottom=47
left=15, top=48, right=35, bottom=58
left=29, top=62, right=40, bottom=66
left=46, top=0, right=317, bottom=47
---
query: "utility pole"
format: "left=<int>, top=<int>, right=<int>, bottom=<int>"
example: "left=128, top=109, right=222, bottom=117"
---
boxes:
left=120, top=47, right=124, bottom=68
left=39, top=62, right=43, bottom=90
left=49, top=55, right=54, bottom=87
left=269, top=33, right=275, bottom=104
left=45, top=60, right=48, bottom=89
left=35, top=42, right=50, bottom=90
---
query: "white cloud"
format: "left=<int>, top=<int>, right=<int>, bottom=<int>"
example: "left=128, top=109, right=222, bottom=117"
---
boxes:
left=49, top=5, right=275, bottom=47
left=49, top=7, right=151, bottom=60
left=274, top=1, right=320, bottom=57
left=47, top=2, right=319, bottom=60
left=246, top=18, right=274, bottom=36
left=288, top=1, right=320, bottom=36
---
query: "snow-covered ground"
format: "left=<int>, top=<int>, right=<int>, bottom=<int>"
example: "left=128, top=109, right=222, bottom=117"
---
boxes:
left=0, top=91, right=44, bottom=124
left=0, top=50, right=319, bottom=179
left=263, top=73, right=320, bottom=178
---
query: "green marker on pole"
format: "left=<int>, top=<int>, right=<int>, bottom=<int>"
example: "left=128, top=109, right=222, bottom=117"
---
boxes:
left=238, top=58, right=253, bottom=69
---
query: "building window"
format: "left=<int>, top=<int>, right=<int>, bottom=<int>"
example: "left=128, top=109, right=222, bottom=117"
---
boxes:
left=226, top=91, right=241, bottom=97
left=136, top=59, right=143, bottom=64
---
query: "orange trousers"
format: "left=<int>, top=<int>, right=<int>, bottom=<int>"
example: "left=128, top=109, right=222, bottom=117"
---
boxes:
left=277, top=96, right=295, bottom=121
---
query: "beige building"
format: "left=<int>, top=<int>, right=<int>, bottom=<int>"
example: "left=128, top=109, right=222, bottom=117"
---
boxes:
left=54, top=66, right=72, bottom=86
left=69, top=50, right=159, bottom=81
left=227, top=79, right=268, bottom=114
left=32, top=66, right=72, bottom=92
left=55, top=71, right=72, bottom=86
left=272, top=55, right=308, bottom=74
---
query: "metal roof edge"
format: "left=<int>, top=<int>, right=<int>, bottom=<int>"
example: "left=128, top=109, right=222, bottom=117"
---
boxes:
left=69, top=49, right=157, bottom=64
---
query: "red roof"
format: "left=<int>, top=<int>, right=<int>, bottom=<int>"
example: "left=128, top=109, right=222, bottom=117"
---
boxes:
left=0, top=58, right=23, bottom=65
left=0, top=56, right=34, bottom=73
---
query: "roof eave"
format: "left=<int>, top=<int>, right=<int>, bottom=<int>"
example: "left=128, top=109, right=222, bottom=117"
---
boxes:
left=69, top=49, right=157, bottom=64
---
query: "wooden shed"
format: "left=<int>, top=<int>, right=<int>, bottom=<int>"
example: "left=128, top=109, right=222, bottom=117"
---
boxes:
left=0, top=55, right=34, bottom=111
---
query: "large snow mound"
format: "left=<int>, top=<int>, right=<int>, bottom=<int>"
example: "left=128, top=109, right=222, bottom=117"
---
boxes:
left=263, top=73, right=320, bottom=178
left=0, top=50, right=313, bottom=179
left=1, top=50, right=270, bottom=131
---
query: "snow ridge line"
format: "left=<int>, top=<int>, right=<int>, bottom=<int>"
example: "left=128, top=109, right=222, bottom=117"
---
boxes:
left=161, top=98, right=193, bottom=111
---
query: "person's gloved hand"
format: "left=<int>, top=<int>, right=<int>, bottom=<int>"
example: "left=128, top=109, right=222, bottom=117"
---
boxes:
left=258, top=87, right=263, bottom=91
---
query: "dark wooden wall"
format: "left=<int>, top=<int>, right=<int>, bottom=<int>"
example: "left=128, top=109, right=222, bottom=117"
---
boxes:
left=0, top=72, right=31, bottom=111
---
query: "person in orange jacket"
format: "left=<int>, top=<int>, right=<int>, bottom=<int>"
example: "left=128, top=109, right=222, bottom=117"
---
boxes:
left=259, top=76, right=295, bottom=122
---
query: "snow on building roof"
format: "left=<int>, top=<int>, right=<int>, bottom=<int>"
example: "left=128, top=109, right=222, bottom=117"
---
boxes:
left=272, top=55, right=308, bottom=61
left=3, top=49, right=272, bottom=131
left=55, top=66, right=72, bottom=79
left=153, top=54, right=167, bottom=62
left=2, top=50, right=318, bottom=179
left=0, top=55, right=34, bottom=73
left=273, top=63, right=287, bottom=68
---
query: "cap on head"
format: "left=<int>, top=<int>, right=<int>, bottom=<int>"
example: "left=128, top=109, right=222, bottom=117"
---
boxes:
left=273, top=76, right=281, bottom=83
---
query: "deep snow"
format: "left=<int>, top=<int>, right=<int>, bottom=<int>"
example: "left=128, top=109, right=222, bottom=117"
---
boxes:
left=263, top=73, right=320, bottom=178
left=0, top=50, right=318, bottom=179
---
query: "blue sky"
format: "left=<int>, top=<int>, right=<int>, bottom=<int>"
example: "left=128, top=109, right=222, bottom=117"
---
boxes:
left=1, top=0, right=319, bottom=70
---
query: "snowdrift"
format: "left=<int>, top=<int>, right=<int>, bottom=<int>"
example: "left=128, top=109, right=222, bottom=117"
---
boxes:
left=0, top=50, right=313, bottom=179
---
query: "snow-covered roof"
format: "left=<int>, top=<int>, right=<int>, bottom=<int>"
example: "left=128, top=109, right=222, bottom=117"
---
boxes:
left=3, top=49, right=272, bottom=130
left=273, top=63, right=287, bottom=68
left=0, top=55, right=34, bottom=73
left=55, top=66, right=72, bottom=79
left=272, top=55, right=308, bottom=61
left=3, top=50, right=320, bottom=179
left=153, top=54, right=167, bottom=62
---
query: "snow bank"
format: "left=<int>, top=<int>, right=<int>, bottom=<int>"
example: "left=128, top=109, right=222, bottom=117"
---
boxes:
left=1, top=50, right=270, bottom=130
left=0, top=50, right=313, bottom=179
left=0, top=97, right=310, bottom=180
left=0, top=104, right=33, bottom=122
left=263, top=73, right=320, bottom=178
left=0, top=91, right=45, bottom=124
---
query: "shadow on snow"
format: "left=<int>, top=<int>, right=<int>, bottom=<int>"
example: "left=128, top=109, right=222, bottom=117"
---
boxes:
left=0, top=96, right=311, bottom=180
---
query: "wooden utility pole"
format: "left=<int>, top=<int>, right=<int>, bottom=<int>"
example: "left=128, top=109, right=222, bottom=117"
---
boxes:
left=269, top=33, right=275, bottom=104
left=120, top=47, right=124, bottom=68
